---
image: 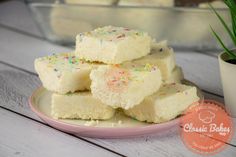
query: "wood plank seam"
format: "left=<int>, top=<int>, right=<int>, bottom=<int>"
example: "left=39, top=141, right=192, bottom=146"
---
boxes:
left=179, top=126, right=236, bottom=148
left=194, top=50, right=219, bottom=58
left=0, top=60, right=37, bottom=76
left=202, top=89, right=224, bottom=98
left=0, top=105, right=127, bottom=157
left=0, top=22, right=44, bottom=41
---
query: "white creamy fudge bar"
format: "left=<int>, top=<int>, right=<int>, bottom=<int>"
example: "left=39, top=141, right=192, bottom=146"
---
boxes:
left=118, top=0, right=174, bottom=7
left=132, top=40, right=175, bottom=80
left=124, top=83, right=200, bottom=123
left=35, top=52, right=98, bottom=94
left=75, top=26, right=152, bottom=64
left=51, top=92, right=115, bottom=119
left=164, top=66, right=184, bottom=84
left=90, top=64, right=162, bottom=109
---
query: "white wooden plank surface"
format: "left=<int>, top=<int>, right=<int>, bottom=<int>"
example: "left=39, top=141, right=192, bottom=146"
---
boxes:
left=0, top=0, right=42, bottom=37
left=0, top=108, right=119, bottom=157
left=0, top=62, right=235, bottom=157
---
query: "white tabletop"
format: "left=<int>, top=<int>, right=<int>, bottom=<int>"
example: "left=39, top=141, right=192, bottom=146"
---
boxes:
left=0, top=1, right=235, bottom=157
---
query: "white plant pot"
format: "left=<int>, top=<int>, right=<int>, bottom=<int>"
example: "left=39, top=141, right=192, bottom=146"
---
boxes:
left=218, top=52, right=236, bottom=117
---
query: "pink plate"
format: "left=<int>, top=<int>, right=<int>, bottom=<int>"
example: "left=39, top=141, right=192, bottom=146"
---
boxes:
left=29, top=81, right=203, bottom=138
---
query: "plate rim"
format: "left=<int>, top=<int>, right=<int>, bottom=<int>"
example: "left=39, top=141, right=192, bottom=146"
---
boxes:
left=28, top=80, right=203, bottom=133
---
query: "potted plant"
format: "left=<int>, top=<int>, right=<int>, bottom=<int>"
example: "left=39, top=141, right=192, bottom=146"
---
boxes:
left=210, top=0, right=236, bottom=117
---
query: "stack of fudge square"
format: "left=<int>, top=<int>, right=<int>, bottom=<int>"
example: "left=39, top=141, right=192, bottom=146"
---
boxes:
left=35, top=26, right=199, bottom=124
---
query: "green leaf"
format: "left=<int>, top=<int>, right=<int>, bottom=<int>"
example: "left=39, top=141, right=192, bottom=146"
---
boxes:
left=210, top=26, right=236, bottom=59
left=209, top=3, right=236, bottom=45
left=224, top=0, right=236, bottom=16
left=231, top=12, right=236, bottom=37
left=224, top=0, right=236, bottom=37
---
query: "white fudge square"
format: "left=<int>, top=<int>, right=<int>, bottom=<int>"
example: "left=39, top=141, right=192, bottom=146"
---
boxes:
left=75, top=26, right=152, bottom=64
left=132, top=40, right=176, bottom=80
left=124, top=83, right=199, bottom=123
left=35, top=52, right=98, bottom=94
left=90, top=64, right=162, bottom=109
left=164, top=66, right=184, bottom=84
left=51, top=92, right=115, bottom=120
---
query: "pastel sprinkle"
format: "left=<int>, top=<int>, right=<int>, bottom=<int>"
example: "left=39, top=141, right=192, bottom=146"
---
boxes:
left=39, top=53, right=87, bottom=72
left=133, top=63, right=157, bottom=72
left=80, top=26, right=145, bottom=42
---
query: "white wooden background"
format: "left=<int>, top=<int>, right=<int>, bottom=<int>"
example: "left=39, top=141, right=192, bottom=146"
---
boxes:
left=0, top=1, right=235, bottom=157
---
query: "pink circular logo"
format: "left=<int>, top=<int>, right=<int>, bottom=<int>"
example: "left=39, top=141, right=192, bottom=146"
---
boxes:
left=180, top=100, right=234, bottom=155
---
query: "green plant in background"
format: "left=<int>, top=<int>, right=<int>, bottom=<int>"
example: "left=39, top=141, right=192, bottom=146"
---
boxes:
left=210, top=0, right=236, bottom=60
